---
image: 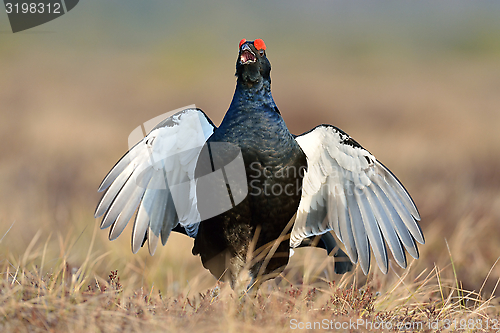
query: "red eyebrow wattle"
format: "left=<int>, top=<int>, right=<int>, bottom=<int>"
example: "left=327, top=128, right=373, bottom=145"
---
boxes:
left=254, top=39, right=266, bottom=50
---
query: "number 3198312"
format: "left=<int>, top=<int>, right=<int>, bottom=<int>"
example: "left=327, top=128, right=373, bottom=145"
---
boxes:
left=5, top=2, right=62, bottom=14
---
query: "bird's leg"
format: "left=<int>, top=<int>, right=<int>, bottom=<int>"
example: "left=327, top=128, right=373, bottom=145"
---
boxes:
left=332, top=248, right=353, bottom=274
left=297, top=232, right=353, bottom=274
left=319, top=232, right=353, bottom=274
left=246, top=275, right=261, bottom=292
left=238, top=274, right=262, bottom=301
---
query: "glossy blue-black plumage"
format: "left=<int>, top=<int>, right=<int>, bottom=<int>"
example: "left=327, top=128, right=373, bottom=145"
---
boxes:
left=192, top=41, right=307, bottom=287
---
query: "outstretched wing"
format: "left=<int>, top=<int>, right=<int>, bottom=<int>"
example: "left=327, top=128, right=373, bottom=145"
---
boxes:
left=95, top=108, right=216, bottom=255
left=291, top=125, right=423, bottom=274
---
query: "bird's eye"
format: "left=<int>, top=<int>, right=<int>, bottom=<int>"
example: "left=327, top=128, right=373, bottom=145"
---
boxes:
left=259, top=50, right=264, bottom=56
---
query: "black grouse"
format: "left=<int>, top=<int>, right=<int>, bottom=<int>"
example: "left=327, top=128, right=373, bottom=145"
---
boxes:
left=95, top=39, right=424, bottom=289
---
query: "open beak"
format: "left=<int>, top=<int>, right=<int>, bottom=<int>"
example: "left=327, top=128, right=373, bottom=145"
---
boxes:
left=240, top=44, right=256, bottom=64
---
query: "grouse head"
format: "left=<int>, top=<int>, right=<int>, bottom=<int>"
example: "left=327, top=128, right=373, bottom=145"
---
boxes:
left=236, top=39, right=271, bottom=87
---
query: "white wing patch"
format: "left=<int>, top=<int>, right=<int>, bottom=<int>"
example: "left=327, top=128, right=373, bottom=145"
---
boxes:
left=292, top=125, right=423, bottom=274
left=95, top=108, right=215, bottom=255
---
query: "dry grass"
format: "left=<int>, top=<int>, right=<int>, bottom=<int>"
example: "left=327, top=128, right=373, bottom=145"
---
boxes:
left=1, top=34, right=500, bottom=331
left=1, top=235, right=499, bottom=332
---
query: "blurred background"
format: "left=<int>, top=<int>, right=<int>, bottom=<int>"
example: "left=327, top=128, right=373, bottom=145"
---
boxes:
left=1, top=1, right=500, bottom=296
